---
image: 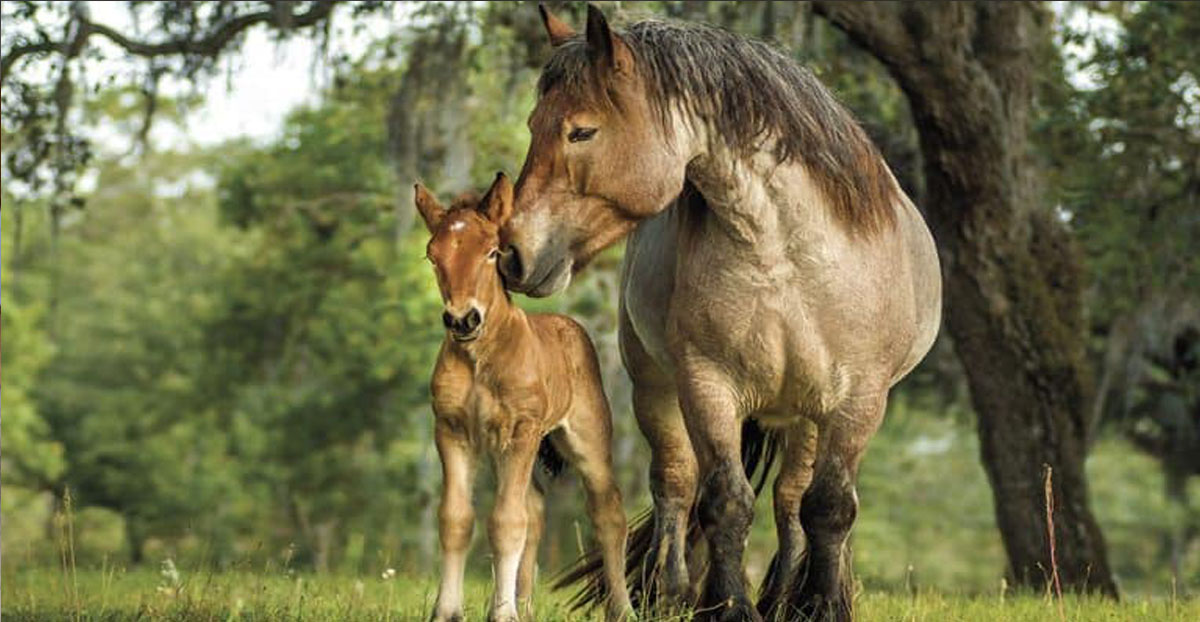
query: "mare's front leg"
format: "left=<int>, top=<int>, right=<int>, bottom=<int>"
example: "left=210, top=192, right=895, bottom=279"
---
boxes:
left=432, top=421, right=476, bottom=622
left=790, top=394, right=886, bottom=622
left=488, top=426, right=540, bottom=622
left=622, top=309, right=698, bottom=608
left=676, top=358, right=760, bottom=622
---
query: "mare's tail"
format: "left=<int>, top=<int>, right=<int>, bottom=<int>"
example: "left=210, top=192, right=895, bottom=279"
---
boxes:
left=552, top=418, right=781, bottom=611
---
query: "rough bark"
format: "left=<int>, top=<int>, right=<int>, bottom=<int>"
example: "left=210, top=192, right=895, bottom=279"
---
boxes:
left=812, top=1, right=1118, bottom=596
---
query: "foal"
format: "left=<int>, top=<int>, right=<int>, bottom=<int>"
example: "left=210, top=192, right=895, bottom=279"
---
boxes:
left=419, top=173, right=633, bottom=622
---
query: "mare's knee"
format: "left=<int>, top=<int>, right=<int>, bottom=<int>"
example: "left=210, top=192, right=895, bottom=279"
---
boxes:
left=698, top=464, right=754, bottom=534
left=799, top=466, right=858, bottom=542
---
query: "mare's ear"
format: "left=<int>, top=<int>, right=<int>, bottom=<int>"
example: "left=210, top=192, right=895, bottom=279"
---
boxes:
left=539, top=3, right=575, bottom=47
left=479, top=172, right=514, bottom=227
left=585, top=3, right=633, bottom=76
left=414, top=183, right=445, bottom=233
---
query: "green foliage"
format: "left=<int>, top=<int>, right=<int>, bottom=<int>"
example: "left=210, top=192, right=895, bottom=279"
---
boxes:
left=1, top=206, right=63, bottom=489
left=1043, top=2, right=1200, bottom=326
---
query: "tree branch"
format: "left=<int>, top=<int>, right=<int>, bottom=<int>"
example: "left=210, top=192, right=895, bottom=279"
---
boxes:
left=1, top=1, right=342, bottom=85
left=810, top=1, right=917, bottom=71
left=1, top=40, right=56, bottom=83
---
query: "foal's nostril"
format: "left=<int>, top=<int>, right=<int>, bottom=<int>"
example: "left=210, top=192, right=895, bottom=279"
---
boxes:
left=499, top=245, right=524, bottom=284
left=442, top=311, right=454, bottom=330
left=463, top=308, right=481, bottom=332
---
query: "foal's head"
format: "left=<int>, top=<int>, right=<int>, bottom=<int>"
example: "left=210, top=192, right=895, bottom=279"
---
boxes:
left=416, top=173, right=514, bottom=343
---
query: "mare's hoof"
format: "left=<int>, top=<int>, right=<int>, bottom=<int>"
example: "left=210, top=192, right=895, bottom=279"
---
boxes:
left=606, top=606, right=638, bottom=622
left=697, top=596, right=763, bottom=622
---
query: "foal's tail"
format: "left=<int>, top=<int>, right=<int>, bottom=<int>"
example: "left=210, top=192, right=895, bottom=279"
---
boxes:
left=552, top=419, right=782, bottom=611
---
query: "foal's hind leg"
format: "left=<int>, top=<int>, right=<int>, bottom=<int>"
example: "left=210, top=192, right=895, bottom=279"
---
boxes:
left=676, top=362, right=759, bottom=622
left=757, top=419, right=818, bottom=621
left=553, top=403, right=634, bottom=621
left=517, top=479, right=545, bottom=619
left=790, top=395, right=887, bottom=622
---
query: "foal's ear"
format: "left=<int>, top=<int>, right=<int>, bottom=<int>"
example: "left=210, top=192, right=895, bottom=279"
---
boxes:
left=479, top=172, right=514, bottom=226
left=585, top=3, right=633, bottom=76
left=414, top=183, right=445, bottom=233
left=538, top=3, right=575, bottom=47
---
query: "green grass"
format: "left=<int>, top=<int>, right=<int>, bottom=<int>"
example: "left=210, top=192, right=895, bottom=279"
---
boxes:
left=2, top=567, right=1197, bottom=621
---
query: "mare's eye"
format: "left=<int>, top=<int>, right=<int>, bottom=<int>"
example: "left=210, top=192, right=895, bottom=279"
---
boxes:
left=568, top=127, right=598, bottom=143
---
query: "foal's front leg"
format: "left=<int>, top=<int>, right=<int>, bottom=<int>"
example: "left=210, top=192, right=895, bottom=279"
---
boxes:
left=433, top=422, right=476, bottom=622
left=488, top=430, right=540, bottom=622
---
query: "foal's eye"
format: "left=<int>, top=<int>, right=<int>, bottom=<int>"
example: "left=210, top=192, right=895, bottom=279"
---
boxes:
left=568, top=127, right=598, bottom=143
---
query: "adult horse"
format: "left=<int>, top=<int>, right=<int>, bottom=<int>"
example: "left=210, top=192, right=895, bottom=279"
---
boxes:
left=499, top=5, right=941, bottom=621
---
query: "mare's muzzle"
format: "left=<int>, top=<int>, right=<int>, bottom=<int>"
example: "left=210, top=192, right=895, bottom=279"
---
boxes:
left=499, top=243, right=571, bottom=298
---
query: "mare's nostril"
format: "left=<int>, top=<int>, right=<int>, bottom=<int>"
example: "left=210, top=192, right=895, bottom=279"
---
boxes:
left=442, top=311, right=455, bottom=330
left=500, top=245, right=524, bottom=284
left=464, top=308, right=481, bottom=332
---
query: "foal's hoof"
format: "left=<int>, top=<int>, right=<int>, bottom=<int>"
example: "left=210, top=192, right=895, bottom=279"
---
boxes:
left=487, top=610, right=519, bottom=622
left=697, top=596, right=763, bottom=622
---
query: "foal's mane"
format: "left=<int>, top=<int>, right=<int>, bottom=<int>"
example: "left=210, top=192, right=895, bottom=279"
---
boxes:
left=539, top=19, right=898, bottom=234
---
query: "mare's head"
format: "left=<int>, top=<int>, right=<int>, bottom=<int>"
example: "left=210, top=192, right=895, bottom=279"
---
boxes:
left=417, top=173, right=514, bottom=343
left=501, top=4, right=900, bottom=297
left=500, top=4, right=688, bottom=296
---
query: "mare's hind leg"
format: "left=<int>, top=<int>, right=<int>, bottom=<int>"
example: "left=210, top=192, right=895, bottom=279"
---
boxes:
left=676, top=361, right=758, bottom=622
left=517, top=479, right=545, bottom=619
left=757, top=419, right=818, bottom=621
left=790, top=394, right=887, bottom=622
left=553, top=402, right=634, bottom=621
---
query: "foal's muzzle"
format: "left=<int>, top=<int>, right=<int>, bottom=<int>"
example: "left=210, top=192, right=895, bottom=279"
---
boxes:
left=443, top=307, right=482, bottom=341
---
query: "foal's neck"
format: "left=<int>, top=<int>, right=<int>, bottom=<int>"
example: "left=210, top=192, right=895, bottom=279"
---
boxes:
left=455, top=296, right=531, bottom=370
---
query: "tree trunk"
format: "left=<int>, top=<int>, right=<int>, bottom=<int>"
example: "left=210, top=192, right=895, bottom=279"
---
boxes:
left=813, top=1, right=1118, bottom=596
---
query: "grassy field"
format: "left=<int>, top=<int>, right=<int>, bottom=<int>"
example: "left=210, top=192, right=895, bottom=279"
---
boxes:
left=2, top=566, right=1196, bottom=621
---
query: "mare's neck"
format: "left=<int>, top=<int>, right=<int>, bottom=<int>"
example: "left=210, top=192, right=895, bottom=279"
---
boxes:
left=680, top=129, right=828, bottom=250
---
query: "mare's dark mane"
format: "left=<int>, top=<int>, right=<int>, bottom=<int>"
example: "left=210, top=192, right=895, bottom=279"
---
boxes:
left=539, top=19, right=898, bottom=233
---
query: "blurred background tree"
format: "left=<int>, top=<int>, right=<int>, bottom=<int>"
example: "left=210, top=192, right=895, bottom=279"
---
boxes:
left=2, top=0, right=1197, bottom=598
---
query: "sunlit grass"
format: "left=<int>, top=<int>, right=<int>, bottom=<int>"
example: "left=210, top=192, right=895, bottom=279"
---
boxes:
left=2, top=566, right=1197, bottom=621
